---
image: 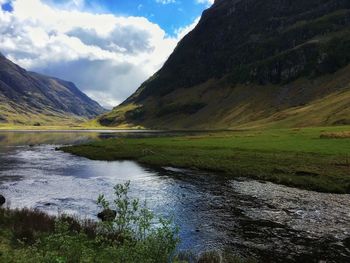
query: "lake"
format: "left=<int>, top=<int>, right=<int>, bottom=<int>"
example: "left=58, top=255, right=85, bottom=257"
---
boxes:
left=0, top=131, right=349, bottom=262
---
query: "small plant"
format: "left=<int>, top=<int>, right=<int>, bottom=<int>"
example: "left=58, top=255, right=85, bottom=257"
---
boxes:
left=0, top=182, right=180, bottom=263
left=96, top=181, right=180, bottom=262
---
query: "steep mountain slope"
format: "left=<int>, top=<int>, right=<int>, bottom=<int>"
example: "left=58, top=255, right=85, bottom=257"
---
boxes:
left=100, top=0, right=350, bottom=129
left=0, top=54, right=105, bottom=125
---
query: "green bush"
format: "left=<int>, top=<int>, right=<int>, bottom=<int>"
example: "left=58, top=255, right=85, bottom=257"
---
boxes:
left=0, top=182, right=180, bottom=263
left=96, top=181, right=180, bottom=262
left=0, top=182, right=254, bottom=262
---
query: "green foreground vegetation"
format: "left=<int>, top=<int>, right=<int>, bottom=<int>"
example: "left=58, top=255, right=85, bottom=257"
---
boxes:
left=63, top=126, right=350, bottom=194
left=0, top=182, right=250, bottom=263
left=0, top=182, right=179, bottom=263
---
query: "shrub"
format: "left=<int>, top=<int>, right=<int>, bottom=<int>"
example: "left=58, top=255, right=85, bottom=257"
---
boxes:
left=96, top=181, right=180, bottom=262
left=0, top=182, right=180, bottom=263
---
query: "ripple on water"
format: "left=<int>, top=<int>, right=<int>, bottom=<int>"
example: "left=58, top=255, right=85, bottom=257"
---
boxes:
left=0, top=133, right=350, bottom=261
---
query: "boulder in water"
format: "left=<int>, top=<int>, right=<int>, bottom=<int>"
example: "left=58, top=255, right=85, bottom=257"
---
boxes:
left=97, top=209, right=116, bottom=222
left=0, top=195, right=5, bottom=206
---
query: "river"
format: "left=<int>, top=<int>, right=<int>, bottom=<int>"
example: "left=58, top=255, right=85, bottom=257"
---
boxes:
left=0, top=131, right=349, bottom=262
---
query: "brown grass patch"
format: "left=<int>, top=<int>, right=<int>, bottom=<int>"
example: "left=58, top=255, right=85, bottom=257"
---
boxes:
left=320, top=131, right=350, bottom=139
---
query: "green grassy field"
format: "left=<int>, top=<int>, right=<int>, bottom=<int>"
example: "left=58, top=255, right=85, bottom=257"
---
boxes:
left=0, top=121, right=140, bottom=131
left=62, top=126, right=350, bottom=193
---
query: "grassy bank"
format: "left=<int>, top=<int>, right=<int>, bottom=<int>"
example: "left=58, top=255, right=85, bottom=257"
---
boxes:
left=0, top=209, right=249, bottom=263
left=62, top=126, right=350, bottom=193
left=0, top=182, right=251, bottom=263
left=0, top=118, right=144, bottom=131
left=0, top=124, right=140, bottom=131
left=0, top=182, right=181, bottom=263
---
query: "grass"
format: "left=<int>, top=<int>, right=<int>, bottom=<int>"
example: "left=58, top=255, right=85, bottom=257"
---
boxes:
left=0, top=209, right=254, bottom=263
left=0, top=100, right=143, bottom=130
left=102, top=73, right=350, bottom=130
left=62, top=126, right=350, bottom=194
left=0, top=183, right=251, bottom=263
left=0, top=182, right=180, bottom=263
left=0, top=122, right=143, bottom=131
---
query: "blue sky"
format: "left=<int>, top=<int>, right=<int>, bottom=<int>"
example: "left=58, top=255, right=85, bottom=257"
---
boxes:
left=90, top=0, right=209, bottom=36
left=0, top=0, right=213, bottom=108
left=48, top=0, right=212, bottom=36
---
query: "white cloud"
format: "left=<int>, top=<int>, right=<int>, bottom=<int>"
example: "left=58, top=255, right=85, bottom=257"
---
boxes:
left=196, top=0, right=214, bottom=7
left=175, top=17, right=200, bottom=40
left=0, top=0, right=198, bottom=108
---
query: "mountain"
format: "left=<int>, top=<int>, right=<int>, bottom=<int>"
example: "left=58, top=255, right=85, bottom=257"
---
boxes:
left=100, top=0, right=350, bottom=129
left=0, top=54, right=105, bottom=125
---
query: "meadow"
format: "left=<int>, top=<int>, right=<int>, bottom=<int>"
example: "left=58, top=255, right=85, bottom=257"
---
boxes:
left=62, top=126, right=350, bottom=193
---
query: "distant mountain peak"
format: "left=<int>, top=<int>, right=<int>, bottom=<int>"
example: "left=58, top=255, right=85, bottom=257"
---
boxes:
left=0, top=54, right=106, bottom=125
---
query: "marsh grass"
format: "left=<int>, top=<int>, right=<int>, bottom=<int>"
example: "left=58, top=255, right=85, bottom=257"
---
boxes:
left=62, top=126, right=350, bottom=193
left=0, top=185, right=253, bottom=262
left=0, top=182, right=180, bottom=263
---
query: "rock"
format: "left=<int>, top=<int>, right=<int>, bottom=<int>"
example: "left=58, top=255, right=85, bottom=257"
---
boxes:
left=344, top=237, right=350, bottom=248
left=0, top=195, right=5, bottom=206
left=97, top=209, right=117, bottom=222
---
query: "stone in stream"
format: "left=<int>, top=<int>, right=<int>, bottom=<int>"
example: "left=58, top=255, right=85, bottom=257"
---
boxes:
left=97, top=209, right=117, bottom=222
left=0, top=195, right=5, bottom=206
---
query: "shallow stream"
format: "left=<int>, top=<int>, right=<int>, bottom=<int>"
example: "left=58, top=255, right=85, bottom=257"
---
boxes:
left=0, top=131, right=349, bottom=262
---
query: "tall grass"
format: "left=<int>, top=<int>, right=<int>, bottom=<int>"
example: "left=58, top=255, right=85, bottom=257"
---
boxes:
left=0, top=182, right=255, bottom=262
left=0, top=182, right=179, bottom=263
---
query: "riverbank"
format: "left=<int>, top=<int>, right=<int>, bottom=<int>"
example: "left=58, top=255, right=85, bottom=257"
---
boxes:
left=0, top=179, right=183, bottom=263
left=0, top=201, right=249, bottom=263
left=62, top=126, right=350, bottom=194
left=0, top=125, right=141, bottom=131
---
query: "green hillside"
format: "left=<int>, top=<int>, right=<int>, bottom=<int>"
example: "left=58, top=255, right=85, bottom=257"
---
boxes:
left=99, top=0, right=350, bottom=129
left=0, top=54, right=105, bottom=126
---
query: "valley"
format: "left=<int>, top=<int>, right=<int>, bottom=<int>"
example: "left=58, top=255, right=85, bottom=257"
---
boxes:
left=1, top=0, right=350, bottom=262
left=0, top=130, right=349, bottom=262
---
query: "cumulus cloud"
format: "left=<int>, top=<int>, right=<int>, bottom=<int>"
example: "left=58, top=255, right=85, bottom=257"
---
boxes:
left=0, top=0, right=199, bottom=108
left=175, top=17, right=200, bottom=40
left=196, top=0, right=214, bottom=7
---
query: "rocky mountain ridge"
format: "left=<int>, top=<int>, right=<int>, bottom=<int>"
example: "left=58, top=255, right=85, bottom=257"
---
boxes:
left=0, top=54, right=105, bottom=125
left=99, top=0, right=350, bottom=129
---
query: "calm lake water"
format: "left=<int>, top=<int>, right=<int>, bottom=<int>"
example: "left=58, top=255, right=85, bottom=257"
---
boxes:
left=0, top=131, right=349, bottom=262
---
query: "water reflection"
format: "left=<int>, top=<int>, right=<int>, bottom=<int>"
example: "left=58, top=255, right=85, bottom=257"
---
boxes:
left=0, top=132, right=349, bottom=262
left=0, top=130, right=165, bottom=146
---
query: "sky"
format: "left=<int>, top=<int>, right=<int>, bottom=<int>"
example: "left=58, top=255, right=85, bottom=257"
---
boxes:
left=0, top=0, right=214, bottom=108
